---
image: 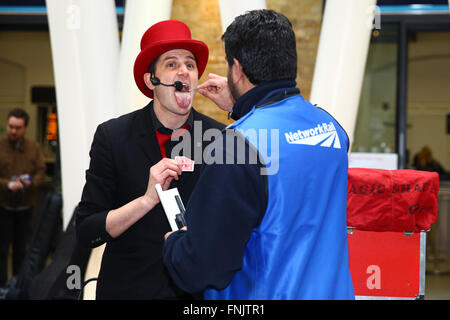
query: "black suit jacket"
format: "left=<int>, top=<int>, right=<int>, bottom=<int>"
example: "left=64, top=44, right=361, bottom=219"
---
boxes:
left=75, top=102, right=225, bottom=299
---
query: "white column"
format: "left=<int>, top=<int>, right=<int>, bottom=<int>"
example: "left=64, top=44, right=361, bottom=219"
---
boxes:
left=310, top=0, right=377, bottom=149
left=218, top=0, right=266, bottom=32
left=46, top=0, right=120, bottom=228
left=82, top=243, right=105, bottom=300
left=115, top=0, right=172, bottom=115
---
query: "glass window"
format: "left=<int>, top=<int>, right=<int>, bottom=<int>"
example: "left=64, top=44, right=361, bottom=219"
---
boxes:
left=352, top=26, right=398, bottom=154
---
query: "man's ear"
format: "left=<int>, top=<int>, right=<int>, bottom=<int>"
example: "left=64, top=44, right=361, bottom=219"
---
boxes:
left=231, top=58, right=244, bottom=83
left=144, top=73, right=155, bottom=90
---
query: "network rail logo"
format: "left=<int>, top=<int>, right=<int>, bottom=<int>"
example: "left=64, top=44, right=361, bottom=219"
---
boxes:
left=284, top=122, right=341, bottom=149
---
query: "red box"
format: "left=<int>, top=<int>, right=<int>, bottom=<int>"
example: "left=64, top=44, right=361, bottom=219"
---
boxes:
left=348, top=229, right=425, bottom=299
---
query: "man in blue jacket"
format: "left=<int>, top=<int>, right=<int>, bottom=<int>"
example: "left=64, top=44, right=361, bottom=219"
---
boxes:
left=163, top=9, right=355, bottom=300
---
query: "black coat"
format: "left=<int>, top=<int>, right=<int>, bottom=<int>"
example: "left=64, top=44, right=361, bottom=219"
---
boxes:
left=75, top=103, right=224, bottom=299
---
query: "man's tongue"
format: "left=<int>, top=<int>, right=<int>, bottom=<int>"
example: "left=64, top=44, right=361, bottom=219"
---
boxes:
left=174, top=91, right=192, bottom=109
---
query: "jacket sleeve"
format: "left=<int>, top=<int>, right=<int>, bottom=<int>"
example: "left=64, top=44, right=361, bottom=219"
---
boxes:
left=0, top=177, right=9, bottom=191
left=163, top=131, right=267, bottom=293
left=75, top=124, right=115, bottom=248
left=30, top=142, right=46, bottom=188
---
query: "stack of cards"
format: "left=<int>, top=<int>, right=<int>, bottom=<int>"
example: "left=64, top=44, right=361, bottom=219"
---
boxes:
left=175, top=156, right=195, bottom=172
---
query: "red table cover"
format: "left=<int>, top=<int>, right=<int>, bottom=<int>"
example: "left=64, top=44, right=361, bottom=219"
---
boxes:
left=347, top=168, right=439, bottom=232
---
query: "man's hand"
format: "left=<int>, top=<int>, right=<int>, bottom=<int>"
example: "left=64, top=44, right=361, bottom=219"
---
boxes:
left=106, top=158, right=182, bottom=239
left=7, top=179, right=23, bottom=192
left=164, top=226, right=187, bottom=241
left=143, top=158, right=182, bottom=206
left=197, top=73, right=235, bottom=112
left=19, top=174, right=32, bottom=189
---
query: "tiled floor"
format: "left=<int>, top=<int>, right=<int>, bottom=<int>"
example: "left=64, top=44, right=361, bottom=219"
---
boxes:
left=4, top=239, right=450, bottom=300
left=425, top=219, right=450, bottom=300
left=425, top=258, right=450, bottom=300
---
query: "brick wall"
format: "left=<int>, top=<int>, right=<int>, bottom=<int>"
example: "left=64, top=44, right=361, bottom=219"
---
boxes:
left=171, top=0, right=228, bottom=123
left=171, top=0, right=323, bottom=125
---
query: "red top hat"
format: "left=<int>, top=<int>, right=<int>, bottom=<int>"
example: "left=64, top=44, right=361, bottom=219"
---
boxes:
left=133, top=20, right=209, bottom=98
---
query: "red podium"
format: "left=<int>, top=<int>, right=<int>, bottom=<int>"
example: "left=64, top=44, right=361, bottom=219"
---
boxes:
left=347, top=168, right=439, bottom=299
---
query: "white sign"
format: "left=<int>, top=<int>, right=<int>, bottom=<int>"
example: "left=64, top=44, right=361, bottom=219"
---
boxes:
left=349, top=152, right=398, bottom=170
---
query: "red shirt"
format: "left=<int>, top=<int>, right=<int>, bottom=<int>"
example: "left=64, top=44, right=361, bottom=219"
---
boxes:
left=155, top=125, right=190, bottom=158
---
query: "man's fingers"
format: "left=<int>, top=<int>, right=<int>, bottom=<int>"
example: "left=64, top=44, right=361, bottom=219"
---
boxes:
left=148, top=159, right=182, bottom=195
left=164, top=231, right=172, bottom=241
left=198, top=88, right=214, bottom=99
left=158, top=168, right=180, bottom=186
left=152, top=158, right=182, bottom=176
left=198, top=73, right=225, bottom=90
left=197, top=80, right=218, bottom=91
left=162, top=176, right=174, bottom=190
left=164, top=226, right=187, bottom=241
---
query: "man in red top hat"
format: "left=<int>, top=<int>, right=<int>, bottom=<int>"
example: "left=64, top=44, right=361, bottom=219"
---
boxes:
left=75, top=20, right=224, bottom=299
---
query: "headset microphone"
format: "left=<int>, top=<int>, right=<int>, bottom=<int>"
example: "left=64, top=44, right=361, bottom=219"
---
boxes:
left=150, top=77, right=184, bottom=91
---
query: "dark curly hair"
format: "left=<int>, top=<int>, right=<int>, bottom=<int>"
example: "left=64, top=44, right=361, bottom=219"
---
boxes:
left=8, top=108, right=29, bottom=126
left=222, top=9, right=297, bottom=85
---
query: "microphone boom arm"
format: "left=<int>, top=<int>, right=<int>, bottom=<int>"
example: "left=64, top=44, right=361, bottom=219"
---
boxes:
left=151, top=77, right=185, bottom=91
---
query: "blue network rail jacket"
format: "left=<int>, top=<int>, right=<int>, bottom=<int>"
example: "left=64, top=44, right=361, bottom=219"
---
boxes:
left=204, top=94, right=355, bottom=299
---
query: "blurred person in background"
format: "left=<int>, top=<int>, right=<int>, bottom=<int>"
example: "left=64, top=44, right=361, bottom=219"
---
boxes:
left=0, top=108, right=46, bottom=286
left=413, top=146, right=448, bottom=178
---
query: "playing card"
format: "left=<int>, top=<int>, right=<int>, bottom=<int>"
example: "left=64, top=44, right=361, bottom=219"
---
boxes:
left=175, top=156, right=195, bottom=172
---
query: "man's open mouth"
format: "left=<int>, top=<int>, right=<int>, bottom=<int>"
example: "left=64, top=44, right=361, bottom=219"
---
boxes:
left=179, top=83, right=190, bottom=92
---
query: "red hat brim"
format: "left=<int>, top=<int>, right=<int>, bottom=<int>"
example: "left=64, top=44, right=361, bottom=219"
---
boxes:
left=133, top=39, right=209, bottom=98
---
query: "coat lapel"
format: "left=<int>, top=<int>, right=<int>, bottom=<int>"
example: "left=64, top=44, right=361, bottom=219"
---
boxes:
left=137, top=102, right=163, bottom=166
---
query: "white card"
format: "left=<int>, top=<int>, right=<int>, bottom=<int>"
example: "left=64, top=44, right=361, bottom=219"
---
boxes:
left=155, top=184, right=186, bottom=231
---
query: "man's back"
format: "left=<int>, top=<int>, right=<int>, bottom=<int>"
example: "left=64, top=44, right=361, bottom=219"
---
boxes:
left=205, top=95, right=354, bottom=299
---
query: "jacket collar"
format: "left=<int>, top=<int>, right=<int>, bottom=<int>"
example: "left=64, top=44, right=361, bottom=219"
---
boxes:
left=136, top=101, right=159, bottom=165
left=150, top=102, right=194, bottom=134
left=7, top=137, right=25, bottom=152
left=136, top=101, right=199, bottom=164
left=230, top=80, right=299, bottom=120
